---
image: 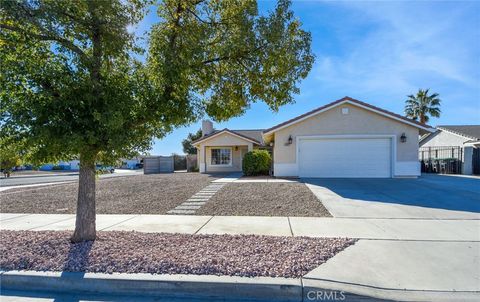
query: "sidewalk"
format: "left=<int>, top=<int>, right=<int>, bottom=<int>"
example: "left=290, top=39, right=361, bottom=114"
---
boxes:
left=1, top=213, right=479, bottom=301
left=1, top=213, right=479, bottom=241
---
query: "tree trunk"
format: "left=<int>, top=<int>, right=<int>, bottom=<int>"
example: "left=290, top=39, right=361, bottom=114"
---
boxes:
left=70, top=2, right=101, bottom=243
left=71, top=156, right=96, bottom=242
left=420, top=115, right=426, bottom=124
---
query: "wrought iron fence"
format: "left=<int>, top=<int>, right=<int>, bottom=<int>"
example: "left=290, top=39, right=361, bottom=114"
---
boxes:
left=473, top=148, right=480, bottom=175
left=419, top=146, right=463, bottom=174
left=173, top=154, right=187, bottom=171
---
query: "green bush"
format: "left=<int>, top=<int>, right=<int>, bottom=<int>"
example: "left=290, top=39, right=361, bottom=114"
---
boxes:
left=242, top=150, right=271, bottom=176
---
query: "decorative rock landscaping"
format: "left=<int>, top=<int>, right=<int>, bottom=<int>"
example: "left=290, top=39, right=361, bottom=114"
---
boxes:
left=196, top=182, right=332, bottom=217
left=0, top=230, right=356, bottom=278
left=0, top=173, right=218, bottom=214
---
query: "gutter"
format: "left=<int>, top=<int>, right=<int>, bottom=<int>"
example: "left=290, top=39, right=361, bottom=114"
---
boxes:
left=1, top=271, right=301, bottom=302
left=2, top=270, right=477, bottom=301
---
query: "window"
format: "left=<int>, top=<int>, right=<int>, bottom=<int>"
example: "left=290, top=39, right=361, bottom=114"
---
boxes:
left=211, top=148, right=231, bottom=165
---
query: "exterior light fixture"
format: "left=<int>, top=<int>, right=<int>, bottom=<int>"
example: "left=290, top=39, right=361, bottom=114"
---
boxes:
left=400, top=133, right=407, bottom=143
left=234, top=146, right=238, bottom=151
left=287, top=135, right=293, bottom=145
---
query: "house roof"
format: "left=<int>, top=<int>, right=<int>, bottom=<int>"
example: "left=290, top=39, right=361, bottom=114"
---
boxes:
left=232, top=129, right=265, bottom=144
left=263, top=96, right=435, bottom=135
left=192, top=129, right=264, bottom=146
left=436, top=125, right=480, bottom=141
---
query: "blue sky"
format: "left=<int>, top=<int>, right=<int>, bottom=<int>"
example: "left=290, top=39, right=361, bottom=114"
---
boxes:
left=139, top=1, right=480, bottom=155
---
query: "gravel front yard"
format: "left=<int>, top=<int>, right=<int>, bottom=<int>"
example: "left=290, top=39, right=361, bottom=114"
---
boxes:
left=196, top=183, right=332, bottom=217
left=0, top=173, right=217, bottom=214
left=0, top=230, right=355, bottom=278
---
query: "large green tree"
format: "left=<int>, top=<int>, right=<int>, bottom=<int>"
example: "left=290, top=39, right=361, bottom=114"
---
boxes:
left=182, top=129, right=202, bottom=154
left=0, top=0, right=314, bottom=242
left=405, top=89, right=441, bottom=124
left=0, top=136, right=23, bottom=173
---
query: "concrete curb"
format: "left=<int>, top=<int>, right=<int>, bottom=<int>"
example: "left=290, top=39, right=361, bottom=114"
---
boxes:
left=0, top=270, right=302, bottom=301
left=1, top=270, right=478, bottom=301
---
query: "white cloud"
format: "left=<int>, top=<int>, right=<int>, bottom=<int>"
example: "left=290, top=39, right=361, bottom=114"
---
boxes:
left=313, top=1, right=479, bottom=96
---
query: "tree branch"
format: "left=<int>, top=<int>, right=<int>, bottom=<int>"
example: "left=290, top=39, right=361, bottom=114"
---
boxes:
left=186, top=7, right=228, bottom=26
left=0, top=24, right=88, bottom=63
left=38, top=79, right=61, bottom=98
left=58, top=10, right=93, bottom=28
left=186, top=8, right=208, bottom=24
left=200, top=43, right=267, bottom=65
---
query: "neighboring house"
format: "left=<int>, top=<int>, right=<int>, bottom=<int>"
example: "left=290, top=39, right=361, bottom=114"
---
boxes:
left=420, top=125, right=480, bottom=175
left=193, top=96, right=435, bottom=178
left=120, top=157, right=143, bottom=169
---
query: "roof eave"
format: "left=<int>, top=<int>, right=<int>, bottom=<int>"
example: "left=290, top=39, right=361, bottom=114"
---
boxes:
left=263, top=98, right=435, bottom=135
left=436, top=126, right=479, bottom=141
left=192, top=129, right=261, bottom=146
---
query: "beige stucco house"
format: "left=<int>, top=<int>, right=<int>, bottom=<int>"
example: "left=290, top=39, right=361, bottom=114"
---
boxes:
left=193, top=125, right=265, bottom=173
left=193, top=97, right=435, bottom=178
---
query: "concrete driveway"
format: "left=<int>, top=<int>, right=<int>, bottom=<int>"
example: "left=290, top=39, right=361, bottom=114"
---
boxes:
left=304, top=174, right=480, bottom=219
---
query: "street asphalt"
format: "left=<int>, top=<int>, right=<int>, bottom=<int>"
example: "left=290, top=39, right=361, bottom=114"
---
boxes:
left=0, top=170, right=143, bottom=187
left=0, top=289, right=217, bottom=301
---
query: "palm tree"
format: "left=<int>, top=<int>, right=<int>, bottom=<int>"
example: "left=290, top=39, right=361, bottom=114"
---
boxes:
left=404, top=89, right=441, bottom=124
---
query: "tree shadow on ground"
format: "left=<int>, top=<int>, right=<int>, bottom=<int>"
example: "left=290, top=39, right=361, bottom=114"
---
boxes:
left=52, top=239, right=95, bottom=302
left=302, top=175, right=480, bottom=213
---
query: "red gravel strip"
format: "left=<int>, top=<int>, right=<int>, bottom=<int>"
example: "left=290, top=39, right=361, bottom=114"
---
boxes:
left=0, top=230, right=356, bottom=278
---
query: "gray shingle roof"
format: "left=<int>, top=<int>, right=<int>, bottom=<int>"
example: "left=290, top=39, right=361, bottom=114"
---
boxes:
left=264, top=96, right=434, bottom=134
left=192, top=128, right=265, bottom=145
left=232, top=129, right=265, bottom=145
left=437, top=125, right=480, bottom=141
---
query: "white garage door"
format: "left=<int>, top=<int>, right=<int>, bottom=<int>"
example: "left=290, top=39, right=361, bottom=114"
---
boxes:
left=298, top=137, right=392, bottom=178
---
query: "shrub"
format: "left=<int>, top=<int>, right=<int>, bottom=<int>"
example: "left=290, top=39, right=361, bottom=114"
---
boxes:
left=242, top=150, right=271, bottom=176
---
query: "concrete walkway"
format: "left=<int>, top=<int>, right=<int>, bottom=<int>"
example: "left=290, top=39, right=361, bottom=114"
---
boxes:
left=211, top=172, right=243, bottom=183
left=167, top=182, right=228, bottom=215
left=211, top=173, right=298, bottom=183
left=1, top=213, right=478, bottom=241
left=168, top=172, right=241, bottom=214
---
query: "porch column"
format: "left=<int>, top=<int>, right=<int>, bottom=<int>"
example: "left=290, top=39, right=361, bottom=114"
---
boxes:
left=199, top=145, right=207, bottom=173
left=204, top=145, right=207, bottom=173
left=247, top=143, right=253, bottom=152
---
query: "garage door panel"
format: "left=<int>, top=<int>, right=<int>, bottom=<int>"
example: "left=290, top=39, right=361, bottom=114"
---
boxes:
left=298, top=138, right=392, bottom=178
